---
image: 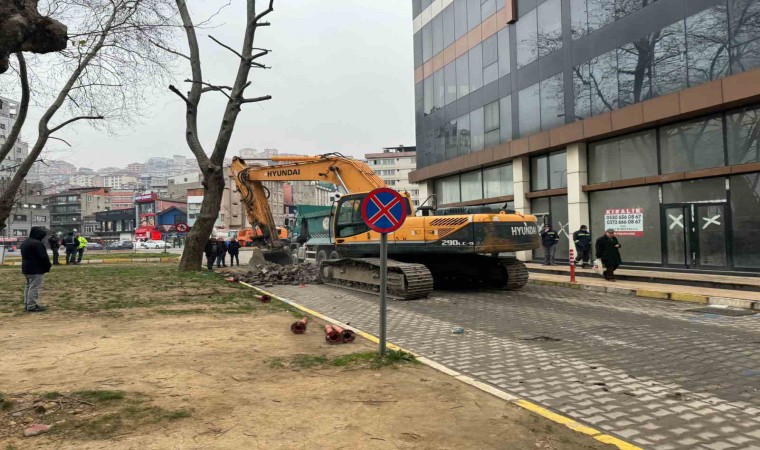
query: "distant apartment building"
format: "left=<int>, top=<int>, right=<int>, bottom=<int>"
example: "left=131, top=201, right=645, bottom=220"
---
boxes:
left=44, top=187, right=112, bottom=234
left=0, top=97, right=30, bottom=183
left=126, top=162, right=146, bottom=174
left=69, top=173, right=98, bottom=187
left=3, top=195, right=49, bottom=240
left=365, top=146, right=427, bottom=206
left=109, top=190, right=135, bottom=209
left=100, top=174, right=138, bottom=190
left=166, top=171, right=203, bottom=199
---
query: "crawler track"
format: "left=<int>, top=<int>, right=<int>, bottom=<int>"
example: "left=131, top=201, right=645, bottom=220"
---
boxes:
left=318, top=258, right=434, bottom=300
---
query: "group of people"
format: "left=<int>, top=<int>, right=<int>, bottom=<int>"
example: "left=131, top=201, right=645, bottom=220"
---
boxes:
left=47, top=230, right=88, bottom=265
left=540, top=224, right=622, bottom=281
left=204, top=236, right=241, bottom=271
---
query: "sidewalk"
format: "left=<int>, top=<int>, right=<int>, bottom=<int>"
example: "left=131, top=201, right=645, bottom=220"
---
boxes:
left=526, top=263, right=760, bottom=310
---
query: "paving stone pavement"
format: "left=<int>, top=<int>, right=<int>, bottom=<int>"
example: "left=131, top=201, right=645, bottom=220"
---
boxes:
left=266, top=283, right=760, bottom=450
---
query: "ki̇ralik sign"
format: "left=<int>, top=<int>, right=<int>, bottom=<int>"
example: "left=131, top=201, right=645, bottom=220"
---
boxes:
left=604, top=208, right=644, bottom=237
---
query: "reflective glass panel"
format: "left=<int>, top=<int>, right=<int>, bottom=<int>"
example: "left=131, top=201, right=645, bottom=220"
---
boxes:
left=538, top=0, right=562, bottom=58
left=659, top=116, right=726, bottom=174
left=727, top=105, right=760, bottom=165
left=517, top=8, right=538, bottom=68
left=540, top=73, right=565, bottom=131
left=461, top=170, right=483, bottom=201
left=686, top=5, right=730, bottom=86
left=519, top=82, right=541, bottom=137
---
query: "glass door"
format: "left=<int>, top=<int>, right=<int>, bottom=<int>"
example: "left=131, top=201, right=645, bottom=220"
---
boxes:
left=662, top=203, right=729, bottom=269
left=695, top=204, right=727, bottom=268
left=663, top=205, right=690, bottom=267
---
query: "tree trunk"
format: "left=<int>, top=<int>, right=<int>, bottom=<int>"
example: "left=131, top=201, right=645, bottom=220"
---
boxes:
left=0, top=133, right=46, bottom=233
left=178, top=164, right=225, bottom=271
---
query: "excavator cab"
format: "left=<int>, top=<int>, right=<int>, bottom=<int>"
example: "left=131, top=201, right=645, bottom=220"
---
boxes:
left=332, top=192, right=414, bottom=239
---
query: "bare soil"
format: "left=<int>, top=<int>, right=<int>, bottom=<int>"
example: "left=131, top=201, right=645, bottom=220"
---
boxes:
left=0, top=265, right=612, bottom=449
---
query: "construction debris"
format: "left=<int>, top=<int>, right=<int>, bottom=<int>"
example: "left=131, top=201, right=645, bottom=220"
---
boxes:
left=234, top=262, right=321, bottom=286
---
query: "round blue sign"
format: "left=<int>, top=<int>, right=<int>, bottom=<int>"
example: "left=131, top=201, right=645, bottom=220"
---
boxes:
left=361, top=188, right=408, bottom=234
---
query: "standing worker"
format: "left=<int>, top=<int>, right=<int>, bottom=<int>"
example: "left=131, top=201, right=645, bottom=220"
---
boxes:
left=572, top=225, right=592, bottom=269
left=76, top=232, right=88, bottom=264
left=63, top=231, right=78, bottom=265
left=216, top=236, right=228, bottom=268
left=204, top=237, right=218, bottom=271
left=540, top=224, right=560, bottom=266
left=595, top=229, right=622, bottom=281
left=227, top=238, right=241, bottom=267
left=21, top=226, right=52, bottom=312
left=47, top=231, right=62, bottom=265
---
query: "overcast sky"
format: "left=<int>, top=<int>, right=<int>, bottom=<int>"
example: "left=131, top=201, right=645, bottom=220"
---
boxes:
left=27, top=0, right=415, bottom=169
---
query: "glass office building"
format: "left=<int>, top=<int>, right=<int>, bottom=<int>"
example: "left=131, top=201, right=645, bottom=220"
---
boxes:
left=410, top=0, right=760, bottom=271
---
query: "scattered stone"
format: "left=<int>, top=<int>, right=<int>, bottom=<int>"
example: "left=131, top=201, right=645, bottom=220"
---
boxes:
left=42, top=402, right=57, bottom=411
left=235, top=262, right=321, bottom=286
left=24, top=424, right=52, bottom=437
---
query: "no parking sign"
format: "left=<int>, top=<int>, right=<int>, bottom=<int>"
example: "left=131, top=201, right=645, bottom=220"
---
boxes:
left=360, top=188, right=408, bottom=356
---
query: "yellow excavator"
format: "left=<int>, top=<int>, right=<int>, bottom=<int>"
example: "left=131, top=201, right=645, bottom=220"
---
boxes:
left=230, top=154, right=541, bottom=299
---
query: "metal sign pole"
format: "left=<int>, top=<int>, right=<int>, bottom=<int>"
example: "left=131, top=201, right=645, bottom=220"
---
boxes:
left=379, top=232, right=388, bottom=357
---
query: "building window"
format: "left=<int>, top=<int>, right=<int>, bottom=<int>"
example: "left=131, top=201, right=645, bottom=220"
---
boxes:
left=531, top=150, right=566, bottom=191
left=470, top=107, right=484, bottom=152
left=460, top=170, right=483, bottom=201
left=456, top=55, right=469, bottom=99
left=531, top=195, right=569, bottom=261
left=540, top=73, right=564, bottom=131
left=516, top=8, right=538, bottom=68
left=497, top=28, right=510, bottom=77
left=519, top=82, right=540, bottom=137
left=13, top=214, right=27, bottom=222
left=499, top=95, right=512, bottom=143
left=659, top=116, right=725, bottom=174
left=484, top=101, right=500, bottom=148
left=468, top=43, right=483, bottom=92
left=33, top=216, right=47, bottom=223
left=729, top=0, right=760, bottom=74
left=482, top=34, right=498, bottom=86
left=588, top=130, right=658, bottom=183
left=435, top=175, right=461, bottom=204
left=13, top=229, right=27, bottom=237
left=731, top=173, right=760, bottom=269
left=483, top=164, right=513, bottom=198
left=686, top=5, right=730, bottom=86
left=537, top=0, right=562, bottom=58
left=727, top=105, right=760, bottom=165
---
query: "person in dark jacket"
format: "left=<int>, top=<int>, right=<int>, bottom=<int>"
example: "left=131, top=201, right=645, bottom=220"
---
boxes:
left=572, top=225, right=592, bottom=268
left=47, top=232, right=62, bottom=265
left=21, top=226, right=52, bottom=312
left=204, top=238, right=218, bottom=271
left=63, top=231, right=78, bottom=264
left=227, top=239, right=241, bottom=266
left=540, top=224, right=560, bottom=266
left=216, top=237, right=228, bottom=268
left=595, top=228, right=622, bottom=281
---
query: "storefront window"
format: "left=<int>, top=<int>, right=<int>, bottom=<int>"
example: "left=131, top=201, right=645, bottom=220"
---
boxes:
left=531, top=155, right=549, bottom=191
left=461, top=171, right=483, bottom=201
left=531, top=151, right=566, bottom=191
left=588, top=130, right=657, bottom=183
left=549, top=151, right=567, bottom=189
left=589, top=185, right=662, bottom=264
left=731, top=173, right=760, bottom=269
left=659, top=116, right=725, bottom=174
left=662, top=178, right=727, bottom=204
left=727, top=105, right=760, bottom=165
left=531, top=196, right=569, bottom=261
left=435, top=175, right=461, bottom=205
left=483, top=164, right=513, bottom=198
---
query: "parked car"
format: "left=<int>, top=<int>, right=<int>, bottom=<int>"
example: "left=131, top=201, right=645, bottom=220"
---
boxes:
left=107, top=240, right=134, bottom=250
left=86, top=242, right=104, bottom=250
left=143, top=240, right=169, bottom=249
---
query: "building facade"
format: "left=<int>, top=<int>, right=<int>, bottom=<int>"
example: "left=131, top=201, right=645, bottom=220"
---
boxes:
left=0, top=97, right=30, bottom=183
left=3, top=195, right=49, bottom=241
left=410, top=0, right=760, bottom=272
left=95, top=208, right=136, bottom=241
left=365, top=146, right=428, bottom=206
left=44, top=187, right=112, bottom=234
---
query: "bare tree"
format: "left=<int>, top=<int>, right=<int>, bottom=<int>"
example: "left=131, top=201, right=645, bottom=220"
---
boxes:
left=170, top=0, right=274, bottom=271
left=0, top=0, right=178, bottom=233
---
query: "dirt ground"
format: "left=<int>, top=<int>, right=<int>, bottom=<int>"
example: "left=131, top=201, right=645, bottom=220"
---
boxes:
left=0, top=265, right=612, bottom=449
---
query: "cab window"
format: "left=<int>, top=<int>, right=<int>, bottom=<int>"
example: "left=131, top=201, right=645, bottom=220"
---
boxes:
left=335, top=196, right=369, bottom=238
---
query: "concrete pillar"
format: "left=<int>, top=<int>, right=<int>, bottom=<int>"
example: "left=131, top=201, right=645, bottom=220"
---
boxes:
left=566, top=142, right=589, bottom=254
left=512, top=156, right=532, bottom=261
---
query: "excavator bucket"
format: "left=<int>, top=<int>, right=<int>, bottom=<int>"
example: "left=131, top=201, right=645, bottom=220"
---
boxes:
left=248, top=247, right=293, bottom=267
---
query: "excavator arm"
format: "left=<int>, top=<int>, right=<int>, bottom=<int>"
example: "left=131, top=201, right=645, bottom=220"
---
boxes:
left=229, top=153, right=388, bottom=257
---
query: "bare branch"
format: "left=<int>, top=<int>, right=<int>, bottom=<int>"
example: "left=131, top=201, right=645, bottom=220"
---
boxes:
left=0, top=53, right=29, bottom=165
left=49, top=115, right=106, bottom=134
left=184, top=79, right=233, bottom=91
left=241, top=95, right=272, bottom=104
left=168, top=84, right=191, bottom=105
left=250, top=61, right=271, bottom=69
left=149, top=39, right=190, bottom=60
left=209, top=35, right=244, bottom=60
left=48, top=136, right=72, bottom=147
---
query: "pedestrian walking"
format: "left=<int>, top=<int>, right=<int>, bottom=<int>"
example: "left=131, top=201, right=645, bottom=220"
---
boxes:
left=595, top=228, right=622, bottom=281
left=76, top=233, right=88, bottom=264
left=21, top=226, right=52, bottom=312
left=216, top=237, right=227, bottom=268
left=204, top=237, right=218, bottom=271
left=572, top=225, right=592, bottom=269
left=227, top=238, right=241, bottom=266
left=540, top=224, right=560, bottom=266
left=47, top=232, right=62, bottom=265
left=63, top=231, right=78, bottom=265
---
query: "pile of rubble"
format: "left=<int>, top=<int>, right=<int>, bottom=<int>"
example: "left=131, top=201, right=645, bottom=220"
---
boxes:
left=236, top=262, right=321, bottom=286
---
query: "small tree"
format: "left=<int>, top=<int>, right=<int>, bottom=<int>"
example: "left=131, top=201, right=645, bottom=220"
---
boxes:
left=171, top=0, right=274, bottom=271
left=0, top=0, right=177, bottom=233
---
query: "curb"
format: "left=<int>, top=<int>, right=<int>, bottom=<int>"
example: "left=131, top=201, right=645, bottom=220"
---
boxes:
left=1, top=258, right=178, bottom=267
left=528, top=279, right=759, bottom=311
left=239, top=281, right=641, bottom=450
